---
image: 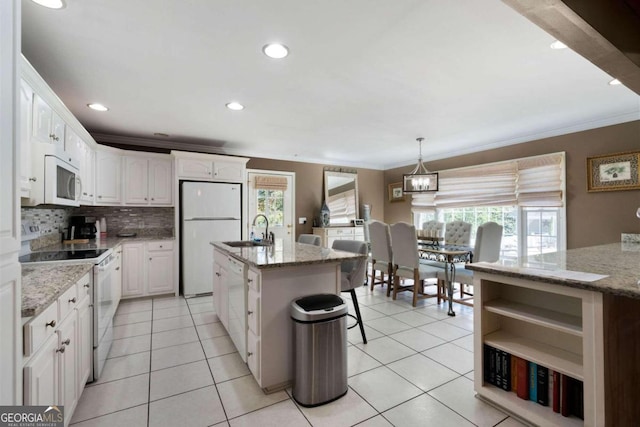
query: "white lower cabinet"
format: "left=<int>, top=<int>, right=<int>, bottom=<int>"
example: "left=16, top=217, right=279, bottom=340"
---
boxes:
left=122, top=240, right=175, bottom=298
left=212, top=248, right=341, bottom=392
left=23, top=272, right=92, bottom=426
left=23, top=333, right=59, bottom=406
left=312, top=226, right=365, bottom=248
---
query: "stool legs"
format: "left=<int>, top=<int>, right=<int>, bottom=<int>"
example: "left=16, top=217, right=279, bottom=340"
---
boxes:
left=349, top=289, right=367, bottom=344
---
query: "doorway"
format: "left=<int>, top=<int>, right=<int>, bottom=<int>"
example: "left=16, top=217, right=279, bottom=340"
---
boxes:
left=247, top=170, right=295, bottom=247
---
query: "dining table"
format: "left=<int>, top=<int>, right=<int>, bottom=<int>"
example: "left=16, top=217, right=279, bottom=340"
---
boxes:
left=418, top=243, right=473, bottom=316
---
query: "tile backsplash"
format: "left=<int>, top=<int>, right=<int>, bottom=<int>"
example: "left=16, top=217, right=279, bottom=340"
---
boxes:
left=21, top=206, right=175, bottom=248
left=73, top=206, right=174, bottom=236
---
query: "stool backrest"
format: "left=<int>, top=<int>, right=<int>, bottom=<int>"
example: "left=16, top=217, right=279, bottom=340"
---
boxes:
left=298, top=234, right=321, bottom=246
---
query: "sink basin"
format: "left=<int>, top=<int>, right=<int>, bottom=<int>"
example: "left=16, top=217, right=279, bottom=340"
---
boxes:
left=223, top=240, right=272, bottom=248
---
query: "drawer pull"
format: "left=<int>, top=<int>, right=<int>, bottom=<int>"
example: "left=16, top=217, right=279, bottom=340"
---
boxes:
left=29, top=177, right=37, bottom=182
left=215, top=272, right=221, bottom=277
left=247, top=278, right=253, bottom=283
left=84, top=284, right=90, bottom=288
left=247, top=310, right=253, bottom=315
left=46, top=320, right=56, bottom=328
left=69, top=297, right=76, bottom=303
left=247, top=352, right=253, bottom=357
left=115, top=267, right=120, bottom=271
left=56, top=346, right=65, bottom=353
left=62, top=338, right=71, bottom=346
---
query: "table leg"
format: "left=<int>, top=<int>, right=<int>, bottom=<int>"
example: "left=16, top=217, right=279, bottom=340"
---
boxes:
left=445, top=261, right=456, bottom=317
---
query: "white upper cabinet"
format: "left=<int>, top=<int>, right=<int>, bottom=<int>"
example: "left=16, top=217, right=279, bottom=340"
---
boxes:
left=64, top=128, right=83, bottom=168
left=148, top=158, right=172, bottom=205
left=124, top=156, right=149, bottom=204
left=124, top=156, right=173, bottom=206
left=78, top=141, right=95, bottom=204
left=19, top=79, right=34, bottom=197
left=173, top=151, right=248, bottom=183
left=95, top=149, right=122, bottom=205
left=32, top=93, right=65, bottom=150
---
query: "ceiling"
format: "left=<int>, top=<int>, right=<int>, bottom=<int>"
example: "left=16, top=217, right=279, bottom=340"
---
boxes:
left=21, top=0, right=640, bottom=170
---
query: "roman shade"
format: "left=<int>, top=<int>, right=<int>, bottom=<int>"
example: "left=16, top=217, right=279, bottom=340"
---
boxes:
left=254, top=175, right=288, bottom=191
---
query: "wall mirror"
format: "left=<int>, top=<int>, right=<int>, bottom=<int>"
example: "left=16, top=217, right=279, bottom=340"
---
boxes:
left=324, top=170, right=359, bottom=225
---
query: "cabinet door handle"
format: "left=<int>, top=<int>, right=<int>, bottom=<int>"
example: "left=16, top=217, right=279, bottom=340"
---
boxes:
left=46, top=320, right=56, bottom=328
left=151, top=198, right=155, bottom=201
left=144, top=197, right=148, bottom=201
left=247, top=278, right=253, bottom=283
left=149, top=257, right=152, bottom=261
left=98, top=195, right=102, bottom=198
left=69, top=297, right=76, bottom=303
left=29, top=177, right=37, bottom=182
left=49, top=133, right=55, bottom=138
left=115, top=267, right=120, bottom=271
left=62, top=338, right=71, bottom=346
left=56, top=346, right=65, bottom=353
left=247, top=352, right=253, bottom=357
left=84, top=284, right=90, bottom=288
left=247, top=310, right=253, bottom=315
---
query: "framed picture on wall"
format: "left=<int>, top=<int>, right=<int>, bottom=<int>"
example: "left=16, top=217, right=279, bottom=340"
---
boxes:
left=388, top=182, right=405, bottom=202
left=587, top=151, right=640, bottom=192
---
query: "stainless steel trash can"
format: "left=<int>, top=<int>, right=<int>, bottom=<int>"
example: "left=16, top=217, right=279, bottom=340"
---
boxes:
left=290, top=294, right=348, bottom=407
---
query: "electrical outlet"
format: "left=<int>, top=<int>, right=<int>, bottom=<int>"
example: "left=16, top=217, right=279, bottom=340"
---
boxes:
left=298, top=217, right=307, bottom=224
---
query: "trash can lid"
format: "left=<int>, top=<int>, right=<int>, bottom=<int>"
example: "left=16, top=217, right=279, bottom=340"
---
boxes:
left=291, top=294, right=347, bottom=322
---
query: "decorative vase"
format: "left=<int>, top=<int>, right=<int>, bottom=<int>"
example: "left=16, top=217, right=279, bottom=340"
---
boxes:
left=320, top=201, right=330, bottom=227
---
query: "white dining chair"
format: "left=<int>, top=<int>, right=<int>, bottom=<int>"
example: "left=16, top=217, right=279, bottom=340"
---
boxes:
left=297, top=234, right=321, bottom=246
left=422, top=220, right=444, bottom=237
left=390, top=222, right=443, bottom=307
left=368, top=220, right=393, bottom=293
left=444, top=221, right=472, bottom=246
left=437, top=221, right=503, bottom=305
left=332, top=240, right=369, bottom=344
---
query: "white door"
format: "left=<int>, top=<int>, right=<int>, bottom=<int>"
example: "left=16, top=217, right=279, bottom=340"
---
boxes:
left=247, top=171, right=295, bottom=246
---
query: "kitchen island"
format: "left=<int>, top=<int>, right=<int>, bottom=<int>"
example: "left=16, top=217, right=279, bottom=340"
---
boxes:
left=467, top=242, right=640, bottom=427
left=211, top=240, right=365, bottom=393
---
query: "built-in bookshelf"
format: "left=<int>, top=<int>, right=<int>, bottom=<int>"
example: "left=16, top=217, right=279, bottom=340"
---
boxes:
left=473, top=275, right=605, bottom=426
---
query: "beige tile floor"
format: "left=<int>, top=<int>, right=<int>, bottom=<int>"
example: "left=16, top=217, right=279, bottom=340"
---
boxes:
left=70, top=284, right=528, bottom=427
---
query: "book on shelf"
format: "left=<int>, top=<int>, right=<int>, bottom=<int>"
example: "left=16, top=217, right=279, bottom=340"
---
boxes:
left=537, top=365, right=549, bottom=406
left=516, top=357, right=529, bottom=400
left=500, top=350, right=511, bottom=391
left=511, top=355, right=517, bottom=393
left=566, top=376, right=584, bottom=420
left=484, top=344, right=496, bottom=386
left=552, top=370, right=561, bottom=413
left=495, top=347, right=502, bottom=389
left=561, top=374, right=569, bottom=417
left=529, top=363, right=538, bottom=402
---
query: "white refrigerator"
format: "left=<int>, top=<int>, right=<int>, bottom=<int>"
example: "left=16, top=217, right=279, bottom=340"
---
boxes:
left=181, top=181, right=242, bottom=296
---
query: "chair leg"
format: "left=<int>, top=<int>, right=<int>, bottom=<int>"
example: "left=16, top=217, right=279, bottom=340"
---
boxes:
left=350, top=289, right=367, bottom=344
left=412, top=269, right=419, bottom=307
left=369, top=260, right=376, bottom=290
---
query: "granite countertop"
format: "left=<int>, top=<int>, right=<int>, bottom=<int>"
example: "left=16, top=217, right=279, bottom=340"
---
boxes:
left=22, top=263, right=94, bottom=318
left=39, top=235, right=175, bottom=252
left=467, top=242, right=640, bottom=298
left=212, top=240, right=366, bottom=269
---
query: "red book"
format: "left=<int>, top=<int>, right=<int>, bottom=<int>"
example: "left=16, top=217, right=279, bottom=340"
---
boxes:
left=552, top=371, right=561, bottom=413
left=516, top=357, right=529, bottom=400
left=561, top=374, right=569, bottom=417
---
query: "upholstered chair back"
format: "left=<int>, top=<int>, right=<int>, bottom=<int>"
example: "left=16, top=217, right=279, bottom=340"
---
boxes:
left=444, top=221, right=472, bottom=246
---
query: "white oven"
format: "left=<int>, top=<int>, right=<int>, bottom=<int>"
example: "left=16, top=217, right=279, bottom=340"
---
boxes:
left=93, top=252, right=119, bottom=381
left=44, top=155, right=81, bottom=207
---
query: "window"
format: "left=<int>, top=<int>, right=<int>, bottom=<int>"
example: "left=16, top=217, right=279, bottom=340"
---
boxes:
left=256, top=189, right=284, bottom=226
left=412, top=152, right=566, bottom=259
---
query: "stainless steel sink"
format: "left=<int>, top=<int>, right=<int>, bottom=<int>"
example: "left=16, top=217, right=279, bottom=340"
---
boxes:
left=223, top=240, right=272, bottom=248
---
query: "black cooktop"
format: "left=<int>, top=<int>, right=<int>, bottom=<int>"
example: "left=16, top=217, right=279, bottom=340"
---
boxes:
left=19, top=249, right=109, bottom=263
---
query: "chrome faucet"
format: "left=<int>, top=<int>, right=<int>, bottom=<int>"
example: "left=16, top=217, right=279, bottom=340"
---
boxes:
left=251, top=214, right=271, bottom=242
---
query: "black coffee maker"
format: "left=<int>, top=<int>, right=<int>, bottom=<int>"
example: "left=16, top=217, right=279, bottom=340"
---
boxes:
left=68, top=216, right=97, bottom=240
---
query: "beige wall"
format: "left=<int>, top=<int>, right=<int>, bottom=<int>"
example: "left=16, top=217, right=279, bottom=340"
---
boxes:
left=384, top=120, right=640, bottom=249
left=246, top=158, right=385, bottom=238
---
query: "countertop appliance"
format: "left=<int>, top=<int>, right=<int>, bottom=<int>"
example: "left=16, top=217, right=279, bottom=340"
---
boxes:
left=181, top=181, right=242, bottom=296
left=68, top=216, right=98, bottom=240
left=19, top=248, right=118, bottom=382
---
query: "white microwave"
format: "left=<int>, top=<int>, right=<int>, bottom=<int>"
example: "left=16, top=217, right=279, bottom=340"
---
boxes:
left=44, top=155, right=81, bottom=207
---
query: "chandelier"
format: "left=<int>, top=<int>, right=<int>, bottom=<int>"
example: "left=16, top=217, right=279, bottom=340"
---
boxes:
left=402, top=137, right=439, bottom=193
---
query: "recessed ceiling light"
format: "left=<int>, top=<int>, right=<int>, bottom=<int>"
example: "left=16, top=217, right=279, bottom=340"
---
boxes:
left=31, top=0, right=65, bottom=9
left=609, top=78, right=622, bottom=86
left=262, top=43, right=289, bottom=59
left=87, top=103, right=109, bottom=112
left=550, top=40, right=567, bottom=50
left=226, top=102, right=244, bottom=111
